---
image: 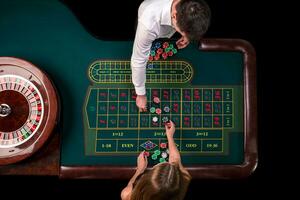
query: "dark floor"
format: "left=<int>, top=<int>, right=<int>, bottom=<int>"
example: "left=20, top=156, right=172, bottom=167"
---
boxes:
left=1, top=169, right=276, bottom=198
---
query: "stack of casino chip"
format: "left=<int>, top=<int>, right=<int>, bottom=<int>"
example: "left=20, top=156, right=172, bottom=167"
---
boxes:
left=149, top=41, right=178, bottom=61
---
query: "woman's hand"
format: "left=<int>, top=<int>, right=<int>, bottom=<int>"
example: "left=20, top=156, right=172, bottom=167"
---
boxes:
left=136, top=151, right=148, bottom=173
left=165, top=120, right=175, bottom=139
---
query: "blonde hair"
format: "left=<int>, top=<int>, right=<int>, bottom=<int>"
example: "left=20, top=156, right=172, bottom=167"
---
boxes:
left=130, top=162, right=191, bottom=200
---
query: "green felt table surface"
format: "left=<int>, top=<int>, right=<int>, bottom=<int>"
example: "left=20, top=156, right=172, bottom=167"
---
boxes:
left=0, top=0, right=245, bottom=166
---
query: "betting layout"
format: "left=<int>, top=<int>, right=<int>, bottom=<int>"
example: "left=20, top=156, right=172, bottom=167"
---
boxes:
left=83, top=41, right=235, bottom=163
left=85, top=86, right=233, bottom=161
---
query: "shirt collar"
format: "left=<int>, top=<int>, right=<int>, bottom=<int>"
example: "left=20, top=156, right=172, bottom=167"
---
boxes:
left=161, top=0, right=173, bottom=26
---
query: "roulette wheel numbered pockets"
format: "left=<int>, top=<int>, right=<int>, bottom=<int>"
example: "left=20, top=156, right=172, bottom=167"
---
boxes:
left=0, top=57, right=59, bottom=165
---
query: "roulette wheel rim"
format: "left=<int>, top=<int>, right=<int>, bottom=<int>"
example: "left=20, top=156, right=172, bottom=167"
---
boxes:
left=0, top=57, right=59, bottom=165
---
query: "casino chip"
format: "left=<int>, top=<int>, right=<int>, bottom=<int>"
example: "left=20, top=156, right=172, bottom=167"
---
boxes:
left=147, top=64, right=153, bottom=69
left=162, top=116, right=169, bottom=123
left=150, top=107, right=156, bottom=113
left=155, top=42, right=161, bottom=48
left=163, top=106, right=170, bottom=113
left=153, top=97, right=160, bottom=104
left=162, top=52, right=168, bottom=60
left=161, top=152, right=168, bottom=159
left=163, top=42, right=169, bottom=49
left=154, top=150, right=161, bottom=155
left=152, top=116, right=159, bottom=123
left=160, top=143, right=167, bottom=149
left=143, top=151, right=150, bottom=157
left=150, top=50, right=156, bottom=56
left=151, top=154, right=158, bottom=160
left=157, top=48, right=163, bottom=54
left=155, top=108, right=162, bottom=115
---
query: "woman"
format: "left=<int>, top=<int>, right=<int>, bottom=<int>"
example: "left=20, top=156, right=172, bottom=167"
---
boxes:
left=121, top=121, right=192, bottom=200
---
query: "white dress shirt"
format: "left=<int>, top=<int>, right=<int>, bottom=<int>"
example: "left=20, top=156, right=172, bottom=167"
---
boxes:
left=131, top=0, right=176, bottom=95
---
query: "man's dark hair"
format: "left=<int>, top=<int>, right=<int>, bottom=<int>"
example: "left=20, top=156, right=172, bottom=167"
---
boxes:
left=176, top=0, right=211, bottom=41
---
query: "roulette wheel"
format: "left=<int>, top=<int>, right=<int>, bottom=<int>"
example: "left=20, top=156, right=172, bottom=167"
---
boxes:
left=0, top=57, right=59, bottom=165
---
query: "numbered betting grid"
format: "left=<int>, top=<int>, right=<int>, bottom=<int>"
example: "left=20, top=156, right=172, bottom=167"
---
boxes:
left=92, top=87, right=233, bottom=154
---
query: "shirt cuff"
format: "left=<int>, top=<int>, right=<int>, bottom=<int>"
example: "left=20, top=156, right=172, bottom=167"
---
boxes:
left=135, top=86, right=146, bottom=96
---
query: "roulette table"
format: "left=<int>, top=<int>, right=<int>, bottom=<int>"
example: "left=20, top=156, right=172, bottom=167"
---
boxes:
left=0, top=0, right=257, bottom=179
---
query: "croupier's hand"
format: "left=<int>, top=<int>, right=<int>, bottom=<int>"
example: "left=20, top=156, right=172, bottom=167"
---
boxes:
left=136, top=95, right=147, bottom=112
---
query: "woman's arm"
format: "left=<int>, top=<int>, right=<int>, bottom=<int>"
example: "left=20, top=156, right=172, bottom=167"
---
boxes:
left=166, top=121, right=181, bottom=164
left=121, top=170, right=142, bottom=200
left=165, top=121, right=190, bottom=175
left=121, top=151, right=148, bottom=200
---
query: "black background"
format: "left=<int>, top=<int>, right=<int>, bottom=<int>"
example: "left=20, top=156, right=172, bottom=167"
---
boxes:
left=1, top=0, right=283, bottom=198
